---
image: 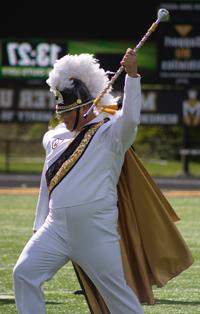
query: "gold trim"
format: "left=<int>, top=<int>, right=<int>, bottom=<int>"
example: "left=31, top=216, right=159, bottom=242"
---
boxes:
left=56, top=99, right=94, bottom=114
left=56, top=99, right=82, bottom=110
left=48, top=120, right=104, bottom=194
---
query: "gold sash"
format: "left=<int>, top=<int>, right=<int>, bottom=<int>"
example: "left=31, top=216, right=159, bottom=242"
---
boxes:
left=46, top=120, right=105, bottom=195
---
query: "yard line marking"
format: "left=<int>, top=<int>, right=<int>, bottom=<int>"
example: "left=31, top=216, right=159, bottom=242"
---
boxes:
left=0, top=188, right=200, bottom=197
left=0, top=188, right=39, bottom=195
left=164, top=191, right=200, bottom=197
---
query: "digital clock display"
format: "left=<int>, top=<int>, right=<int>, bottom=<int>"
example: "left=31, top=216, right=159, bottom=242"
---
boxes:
left=1, top=39, right=67, bottom=78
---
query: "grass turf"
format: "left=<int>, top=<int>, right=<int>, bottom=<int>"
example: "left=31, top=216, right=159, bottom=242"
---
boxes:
left=0, top=194, right=199, bottom=313
left=1, top=154, right=200, bottom=177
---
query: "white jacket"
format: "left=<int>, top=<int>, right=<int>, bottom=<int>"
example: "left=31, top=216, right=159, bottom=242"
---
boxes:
left=33, top=75, right=141, bottom=230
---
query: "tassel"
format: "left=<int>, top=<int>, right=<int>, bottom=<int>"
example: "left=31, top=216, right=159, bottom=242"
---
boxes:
left=100, top=108, right=117, bottom=115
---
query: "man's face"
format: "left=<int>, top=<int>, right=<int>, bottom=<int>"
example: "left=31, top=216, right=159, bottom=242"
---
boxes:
left=60, top=110, right=78, bottom=131
left=59, top=106, right=95, bottom=131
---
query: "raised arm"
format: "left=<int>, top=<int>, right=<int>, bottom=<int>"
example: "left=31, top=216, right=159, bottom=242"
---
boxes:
left=105, top=48, right=142, bottom=153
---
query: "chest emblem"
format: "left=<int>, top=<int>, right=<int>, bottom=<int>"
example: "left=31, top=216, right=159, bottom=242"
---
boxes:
left=52, top=138, right=64, bottom=149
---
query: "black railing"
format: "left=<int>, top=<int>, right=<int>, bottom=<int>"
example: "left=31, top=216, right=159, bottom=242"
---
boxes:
left=0, top=138, right=44, bottom=173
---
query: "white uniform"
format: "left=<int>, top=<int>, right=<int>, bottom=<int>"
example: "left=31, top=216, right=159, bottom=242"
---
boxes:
left=13, top=75, right=144, bottom=314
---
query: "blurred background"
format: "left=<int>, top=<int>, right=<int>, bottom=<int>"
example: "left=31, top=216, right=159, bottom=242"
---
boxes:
left=0, top=3, right=199, bottom=313
left=0, top=0, right=200, bottom=187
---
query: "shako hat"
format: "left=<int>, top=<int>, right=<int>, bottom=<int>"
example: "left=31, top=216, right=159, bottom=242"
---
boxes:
left=53, top=78, right=93, bottom=114
left=46, top=53, right=118, bottom=115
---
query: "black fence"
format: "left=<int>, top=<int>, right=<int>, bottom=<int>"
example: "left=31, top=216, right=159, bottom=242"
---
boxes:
left=0, top=138, right=44, bottom=173
left=0, top=138, right=200, bottom=176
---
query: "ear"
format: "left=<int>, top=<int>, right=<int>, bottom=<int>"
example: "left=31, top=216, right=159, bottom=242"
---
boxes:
left=80, top=106, right=86, bottom=115
left=81, top=105, right=90, bottom=114
left=79, top=106, right=88, bottom=121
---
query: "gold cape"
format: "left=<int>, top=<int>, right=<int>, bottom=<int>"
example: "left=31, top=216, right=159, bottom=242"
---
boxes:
left=73, top=148, right=194, bottom=313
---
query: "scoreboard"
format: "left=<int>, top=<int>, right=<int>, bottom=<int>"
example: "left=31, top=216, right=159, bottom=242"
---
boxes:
left=0, top=39, right=67, bottom=78
left=0, top=38, right=157, bottom=123
left=0, top=29, right=200, bottom=126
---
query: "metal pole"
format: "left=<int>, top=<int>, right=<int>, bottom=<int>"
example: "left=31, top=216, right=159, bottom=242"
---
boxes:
left=5, top=139, right=11, bottom=172
left=182, top=126, right=190, bottom=175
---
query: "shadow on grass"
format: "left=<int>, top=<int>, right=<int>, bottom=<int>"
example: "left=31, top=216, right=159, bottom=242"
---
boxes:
left=46, top=301, right=64, bottom=305
left=0, top=299, right=15, bottom=305
left=154, top=299, right=200, bottom=306
left=0, top=299, right=64, bottom=305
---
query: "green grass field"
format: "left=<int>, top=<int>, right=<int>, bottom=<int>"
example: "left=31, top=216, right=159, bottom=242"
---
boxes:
left=0, top=193, right=199, bottom=313
left=1, top=155, right=200, bottom=177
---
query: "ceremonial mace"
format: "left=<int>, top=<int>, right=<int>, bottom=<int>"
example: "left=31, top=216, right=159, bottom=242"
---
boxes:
left=84, top=8, right=170, bottom=118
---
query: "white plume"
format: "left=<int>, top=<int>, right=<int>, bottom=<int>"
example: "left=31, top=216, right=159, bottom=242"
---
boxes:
left=46, top=53, right=118, bottom=106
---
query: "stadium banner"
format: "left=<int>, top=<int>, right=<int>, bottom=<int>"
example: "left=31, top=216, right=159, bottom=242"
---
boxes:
left=0, top=37, right=199, bottom=126
left=1, top=82, right=200, bottom=126
left=158, top=1, right=200, bottom=84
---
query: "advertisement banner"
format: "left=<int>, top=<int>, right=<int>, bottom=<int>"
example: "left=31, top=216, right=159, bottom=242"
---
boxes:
left=158, top=1, right=200, bottom=84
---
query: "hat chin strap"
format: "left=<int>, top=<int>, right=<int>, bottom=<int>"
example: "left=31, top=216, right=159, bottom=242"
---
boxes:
left=71, top=108, right=80, bottom=131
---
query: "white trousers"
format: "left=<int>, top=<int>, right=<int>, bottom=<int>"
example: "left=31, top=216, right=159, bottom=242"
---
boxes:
left=13, top=198, right=144, bottom=314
